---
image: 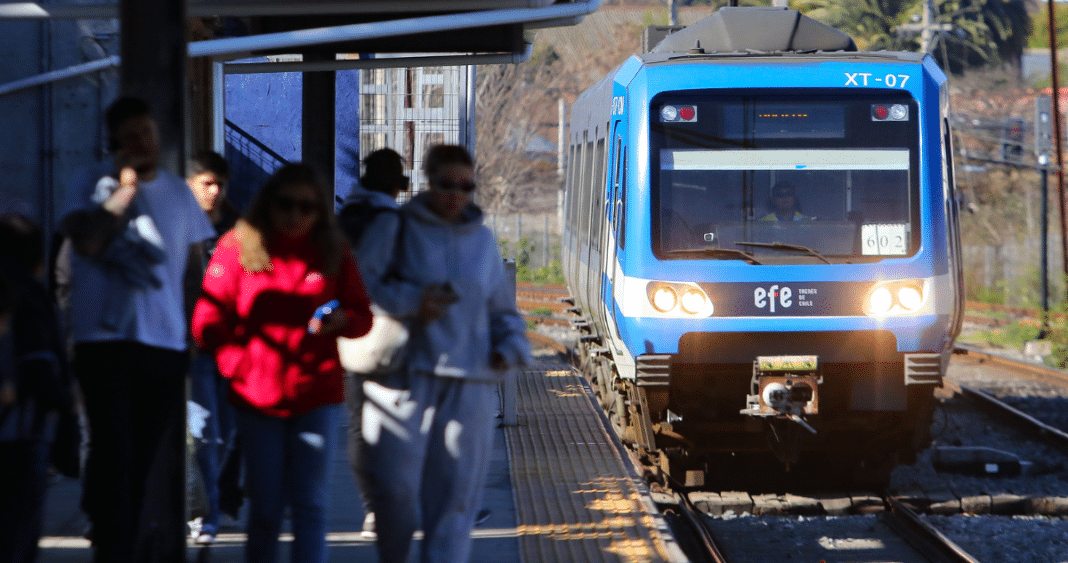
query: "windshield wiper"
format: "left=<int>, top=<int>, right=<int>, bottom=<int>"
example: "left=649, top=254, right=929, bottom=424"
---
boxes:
left=734, top=241, right=832, bottom=264
left=668, top=247, right=762, bottom=265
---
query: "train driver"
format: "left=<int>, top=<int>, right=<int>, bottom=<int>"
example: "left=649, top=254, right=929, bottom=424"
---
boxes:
left=760, top=181, right=812, bottom=221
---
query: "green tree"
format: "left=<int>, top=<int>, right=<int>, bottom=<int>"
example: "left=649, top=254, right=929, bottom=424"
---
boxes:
left=1028, top=2, right=1068, bottom=50
left=796, top=0, right=917, bottom=51
left=934, top=0, right=1029, bottom=74
left=798, top=0, right=1030, bottom=74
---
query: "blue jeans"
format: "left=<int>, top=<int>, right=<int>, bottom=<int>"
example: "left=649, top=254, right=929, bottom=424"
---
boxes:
left=236, top=404, right=338, bottom=563
left=190, top=353, right=236, bottom=529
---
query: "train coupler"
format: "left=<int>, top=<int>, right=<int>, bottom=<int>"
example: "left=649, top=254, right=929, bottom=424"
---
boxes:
left=740, top=355, right=822, bottom=434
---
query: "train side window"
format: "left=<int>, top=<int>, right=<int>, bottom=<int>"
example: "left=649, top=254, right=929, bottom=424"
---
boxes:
left=575, top=139, right=587, bottom=244
left=610, top=134, right=622, bottom=244
left=618, top=147, right=627, bottom=249
left=580, top=140, right=595, bottom=244
left=567, top=143, right=580, bottom=224
left=592, top=137, right=607, bottom=253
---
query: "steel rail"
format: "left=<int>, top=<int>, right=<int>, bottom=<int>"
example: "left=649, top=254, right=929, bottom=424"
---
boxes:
left=955, top=343, right=1068, bottom=387
left=883, top=495, right=983, bottom=563
left=959, top=385, right=1068, bottom=453
left=672, top=490, right=729, bottom=563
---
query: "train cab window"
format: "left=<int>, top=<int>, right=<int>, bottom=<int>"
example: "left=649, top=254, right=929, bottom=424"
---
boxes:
left=651, top=92, right=919, bottom=263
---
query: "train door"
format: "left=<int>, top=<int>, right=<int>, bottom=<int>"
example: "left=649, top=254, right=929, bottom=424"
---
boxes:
left=572, top=134, right=590, bottom=314
left=585, top=135, right=609, bottom=331
left=602, top=124, right=625, bottom=333
left=943, top=116, right=965, bottom=340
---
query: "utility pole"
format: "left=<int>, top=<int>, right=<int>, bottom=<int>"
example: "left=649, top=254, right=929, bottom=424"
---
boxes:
left=897, top=0, right=951, bottom=54
left=1048, top=0, right=1068, bottom=293
left=1037, top=95, right=1053, bottom=331
left=921, top=0, right=934, bottom=53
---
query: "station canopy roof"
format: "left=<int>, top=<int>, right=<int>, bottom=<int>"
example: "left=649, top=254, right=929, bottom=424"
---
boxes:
left=0, top=0, right=600, bottom=62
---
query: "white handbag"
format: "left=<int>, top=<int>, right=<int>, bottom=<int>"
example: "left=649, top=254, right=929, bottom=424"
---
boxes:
left=337, top=303, right=408, bottom=374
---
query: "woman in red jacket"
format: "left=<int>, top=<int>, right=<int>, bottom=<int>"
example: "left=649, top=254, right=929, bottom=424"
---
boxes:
left=192, top=163, right=372, bottom=563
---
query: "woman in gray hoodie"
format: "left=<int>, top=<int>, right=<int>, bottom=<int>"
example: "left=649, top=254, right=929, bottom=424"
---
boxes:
left=361, top=144, right=529, bottom=563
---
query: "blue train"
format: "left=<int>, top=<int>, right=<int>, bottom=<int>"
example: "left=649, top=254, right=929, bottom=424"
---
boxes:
left=562, top=7, right=964, bottom=488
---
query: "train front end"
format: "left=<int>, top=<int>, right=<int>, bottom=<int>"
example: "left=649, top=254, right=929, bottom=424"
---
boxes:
left=606, top=54, right=963, bottom=485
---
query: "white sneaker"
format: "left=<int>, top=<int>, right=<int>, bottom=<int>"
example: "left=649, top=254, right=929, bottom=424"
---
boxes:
left=187, top=517, right=203, bottom=539
left=361, top=512, right=377, bottom=540
left=190, top=518, right=218, bottom=545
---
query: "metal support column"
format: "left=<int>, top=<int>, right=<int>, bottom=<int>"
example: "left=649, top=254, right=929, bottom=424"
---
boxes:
left=302, top=55, right=337, bottom=190
left=118, top=0, right=187, bottom=560
left=120, top=0, right=186, bottom=175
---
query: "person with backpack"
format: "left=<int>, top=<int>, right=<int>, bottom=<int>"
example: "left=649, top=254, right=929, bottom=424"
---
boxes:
left=337, top=147, right=409, bottom=539
left=361, top=144, right=529, bottom=563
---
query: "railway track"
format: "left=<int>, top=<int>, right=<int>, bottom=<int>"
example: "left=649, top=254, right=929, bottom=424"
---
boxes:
left=665, top=491, right=983, bottom=563
left=516, top=281, right=571, bottom=328
left=952, top=344, right=1068, bottom=453
left=526, top=306, right=1068, bottom=563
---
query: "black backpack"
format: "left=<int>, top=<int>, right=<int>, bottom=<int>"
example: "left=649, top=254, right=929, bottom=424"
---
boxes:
left=338, top=199, right=398, bottom=248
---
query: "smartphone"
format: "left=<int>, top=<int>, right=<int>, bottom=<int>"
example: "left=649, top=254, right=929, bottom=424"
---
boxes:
left=308, top=299, right=340, bottom=334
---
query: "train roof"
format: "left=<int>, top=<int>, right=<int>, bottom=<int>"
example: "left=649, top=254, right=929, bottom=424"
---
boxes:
left=648, top=6, right=856, bottom=56
left=638, top=48, right=928, bottom=66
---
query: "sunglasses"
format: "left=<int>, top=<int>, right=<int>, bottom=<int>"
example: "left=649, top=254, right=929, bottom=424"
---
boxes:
left=274, top=196, right=318, bottom=214
left=432, top=178, right=477, bottom=193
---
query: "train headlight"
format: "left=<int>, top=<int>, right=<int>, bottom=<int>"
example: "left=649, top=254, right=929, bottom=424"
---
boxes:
left=897, top=285, right=923, bottom=311
left=864, top=280, right=926, bottom=316
left=641, top=281, right=715, bottom=317
left=651, top=286, right=678, bottom=313
left=680, top=288, right=710, bottom=315
left=866, top=286, right=893, bottom=315
left=660, top=105, right=679, bottom=122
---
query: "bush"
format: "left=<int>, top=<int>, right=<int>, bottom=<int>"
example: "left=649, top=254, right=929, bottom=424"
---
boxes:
left=501, top=236, right=566, bottom=285
left=1047, top=304, right=1068, bottom=368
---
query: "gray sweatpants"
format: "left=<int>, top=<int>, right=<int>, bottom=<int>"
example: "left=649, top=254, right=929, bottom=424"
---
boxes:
left=362, top=371, right=497, bottom=563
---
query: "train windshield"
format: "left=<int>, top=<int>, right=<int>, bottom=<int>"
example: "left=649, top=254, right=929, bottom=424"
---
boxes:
left=651, top=92, right=920, bottom=263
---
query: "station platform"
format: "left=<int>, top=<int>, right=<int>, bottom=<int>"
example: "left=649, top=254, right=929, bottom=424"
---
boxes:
left=36, top=357, right=687, bottom=563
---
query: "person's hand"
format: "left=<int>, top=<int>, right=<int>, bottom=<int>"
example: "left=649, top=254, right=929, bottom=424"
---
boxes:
left=418, top=284, right=459, bottom=323
left=101, top=167, right=139, bottom=216
left=490, top=351, right=508, bottom=371
left=315, top=309, right=349, bottom=336
left=308, top=300, right=348, bottom=336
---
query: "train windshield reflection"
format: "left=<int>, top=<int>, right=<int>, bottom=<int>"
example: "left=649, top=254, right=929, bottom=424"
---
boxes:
left=651, top=93, right=919, bottom=263
left=658, top=148, right=912, bottom=260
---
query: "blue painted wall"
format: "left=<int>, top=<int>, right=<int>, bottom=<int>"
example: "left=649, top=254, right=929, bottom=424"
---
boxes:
left=0, top=18, right=119, bottom=234
left=335, top=69, right=361, bottom=207
left=224, top=63, right=361, bottom=212
left=224, top=64, right=301, bottom=212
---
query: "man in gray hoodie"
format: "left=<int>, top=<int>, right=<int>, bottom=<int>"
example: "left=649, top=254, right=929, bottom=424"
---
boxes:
left=360, top=144, right=529, bottom=563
